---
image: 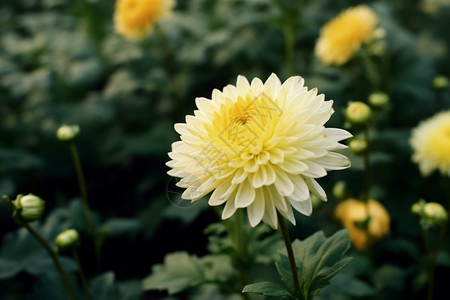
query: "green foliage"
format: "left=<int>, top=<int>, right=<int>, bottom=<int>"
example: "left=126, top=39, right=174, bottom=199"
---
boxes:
left=142, top=252, right=235, bottom=295
left=243, top=230, right=352, bottom=299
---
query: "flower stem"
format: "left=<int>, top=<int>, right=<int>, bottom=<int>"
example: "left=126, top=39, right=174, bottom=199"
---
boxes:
left=283, top=25, right=295, bottom=77
left=21, top=220, right=77, bottom=300
left=69, top=142, right=100, bottom=264
left=423, top=224, right=446, bottom=300
left=277, top=211, right=300, bottom=295
left=72, top=249, right=93, bottom=300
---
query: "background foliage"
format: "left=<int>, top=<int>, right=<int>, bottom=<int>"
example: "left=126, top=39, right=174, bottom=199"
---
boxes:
left=1, top=0, right=450, bottom=299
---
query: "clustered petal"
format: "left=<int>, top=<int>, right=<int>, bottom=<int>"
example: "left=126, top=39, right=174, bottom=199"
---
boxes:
left=167, top=74, right=352, bottom=228
left=114, top=0, right=175, bottom=40
left=315, top=5, right=380, bottom=66
left=410, top=110, right=450, bottom=176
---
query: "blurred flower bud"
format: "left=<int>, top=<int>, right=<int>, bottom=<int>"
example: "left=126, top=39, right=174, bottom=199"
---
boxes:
left=422, top=202, right=448, bottom=227
left=345, top=101, right=372, bottom=126
left=348, top=137, right=368, bottom=155
left=411, top=198, right=426, bottom=216
left=56, top=125, right=80, bottom=142
left=55, top=229, right=80, bottom=252
left=332, top=181, right=347, bottom=200
left=335, top=198, right=390, bottom=250
left=368, top=92, right=389, bottom=108
left=432, top=75, right=448, bottom=90
left=367, top=39, right=386, bottom=57
left=13, top=194, right=45, bottom=222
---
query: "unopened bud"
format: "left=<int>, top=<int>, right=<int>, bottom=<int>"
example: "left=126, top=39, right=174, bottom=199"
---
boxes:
left=56, top=125, right=80, bottom=142
left=55, top=229, right=80, bottom=252
left=348, top=137, right=368, bottom=155
left=345, top=101, right=372, bottom=126
left=433, top=76, right=449, bottom=90
left=368, top=92, right=389, bottom=108
left=422, top=202, right=447, bottom=227
left=332, top=181, right=346, bottom=200
left=13, top=194, right=45, bottom=222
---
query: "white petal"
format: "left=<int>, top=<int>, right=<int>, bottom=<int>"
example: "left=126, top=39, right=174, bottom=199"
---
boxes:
left=235, top=180, right=256, bottom=208
left=247, top=189, right=265, bottom=227
left=262, top=196, right=278, bottom=229
left=209, top=180, right=235, bottom=205
left=322, top=128, right=353, bottom=142
left=278, top=158, right=308, bottom=173
left=303, top=161, right=327, bottom=178
left=231, top=168, right=247, bottom=184
left=276, top=199, right=296, bottom=225
left=274, top=168, right=295, bottom=196
left=305, top=177, right=327, bottom=201
left=316, top=152, right=351, bottom=171
left=289, top=176, right=310, bottom=202
left=290, top=197, right=312, bottom=216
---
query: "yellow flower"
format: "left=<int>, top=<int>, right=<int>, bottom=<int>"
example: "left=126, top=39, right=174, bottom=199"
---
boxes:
left=315, top=5, right=379, bottom=66
left=167, top=74, right=352, bottom=229
left=335, top=198, right=390, bottom=250
left=410, top=111, right=450, bottom=176
left=114, top=0, right=175, bottom=40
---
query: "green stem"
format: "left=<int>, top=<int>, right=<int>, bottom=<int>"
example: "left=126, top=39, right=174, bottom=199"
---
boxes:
left=69, top=142, right=101, bottom=265
left=69, top=142, right=95, bottom=236
left=21, top=220, right=77, bottom=300
left=283, top=25, right=295, bottom=77
left=360, top=49, right=380, bottom=90
left=72, top=250, right=93, bottom=300
left=424, top=225, right=446, bottom=300
left=277, top=211, right=300, bottom=295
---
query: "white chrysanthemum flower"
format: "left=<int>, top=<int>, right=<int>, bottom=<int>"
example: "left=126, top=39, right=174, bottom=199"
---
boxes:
left=167, top=74, right=352, bottom=228
left=410, top=110, right=450, bottom=176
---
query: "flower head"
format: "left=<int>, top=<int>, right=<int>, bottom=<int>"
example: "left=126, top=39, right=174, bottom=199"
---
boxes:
left=335, top=198, right=390, bottom=250
left=55, top=229, right=80, bottom=252
left=315, top=5, right=380, bottom=66
left=12, top=194, right=46, bottom=222
left=114, top=0, right=175, bottom=40
left=56, top=124, right=80, bottom=142
left=167, top=74, right=352, bottom=228
left=410, top=110, right=450, bottom=176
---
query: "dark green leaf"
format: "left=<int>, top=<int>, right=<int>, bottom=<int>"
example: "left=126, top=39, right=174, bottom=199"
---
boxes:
left=90, top=272, right=120, bottom=300
left=0, top=259, right=22, bottom=279
left=243, top=282, right=294, bottom=298
left=98, top=218, right=141, bottom=238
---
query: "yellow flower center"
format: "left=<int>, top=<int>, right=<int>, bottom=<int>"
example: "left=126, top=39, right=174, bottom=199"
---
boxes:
left=429, top=123, right=450, bottom=161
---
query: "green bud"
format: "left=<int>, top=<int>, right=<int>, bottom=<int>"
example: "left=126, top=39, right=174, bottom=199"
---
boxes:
left=348, top=137, right=368, bottom=155
left=332, top=181, right=346, bottom=200
left=55, top=229, right=80, bottom=252
left=368, top=92, right=389, bottom=108
left=433, top=76, right=449, bottom=90
left=422, top=202, right=447, bottom=227
left=56, top=125, right=80, bottom=142
left=411, top=199, right=426, bottom=216
left=345, top=101, right=372, bottom=126
left=13, top=194, right=45, bottom=222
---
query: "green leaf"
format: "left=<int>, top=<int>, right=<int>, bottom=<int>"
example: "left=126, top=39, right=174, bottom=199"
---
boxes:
left=280, top=229, right=352, bottom=299
left=98, top=218, right=141, bottom=238
left=142, top=252, right=234, bottom=295
left=90, top=272, right=120, bottom=300
left=243, top=282, right=294, bottom=298
left=0, top=259, right=22, bottom=279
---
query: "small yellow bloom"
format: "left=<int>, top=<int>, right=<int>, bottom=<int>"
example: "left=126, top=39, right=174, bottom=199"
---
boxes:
left=335, top=198, right=390, bottom=250
left=410, top=110, right=450, bottom=176
left=114, top=0, right=175, bottom=40
left=315, top=5, right=379, bottom=66
left=167, top=74, right=352, bottom=229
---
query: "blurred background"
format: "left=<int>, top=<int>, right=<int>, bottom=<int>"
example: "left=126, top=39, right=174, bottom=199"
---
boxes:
left=1, top=0, right=450, bottom=299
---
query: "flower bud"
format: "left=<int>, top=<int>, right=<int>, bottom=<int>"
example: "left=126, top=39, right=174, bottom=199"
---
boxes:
left=13, top=194, right=45, bottom=222
left=368, top=92, right=389, bottom=108
left=56, top=125, right=80, bottom=142
left=433, top=76, right=448, bottom=90
left=411, top=199, right=426, bottom=216
left=55, top=229, right=80, bottom=252
left=332, top=181, right=346, bottom=200
left=345, top=101, right=372, bottom=126
left=348, top=137, right=368, bottom=155
left=422, top=202, right=447, bottom=227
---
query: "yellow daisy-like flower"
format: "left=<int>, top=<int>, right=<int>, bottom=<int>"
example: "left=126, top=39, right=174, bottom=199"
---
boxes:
left=167, top=74, right=352, bottom=229
left=114, top=0, right=175, bottom=40
left=410, top=110, right=450, bottom=176
left=315, top=5, right=379, bottom=66
left=335, top=198, right=390, bottom=250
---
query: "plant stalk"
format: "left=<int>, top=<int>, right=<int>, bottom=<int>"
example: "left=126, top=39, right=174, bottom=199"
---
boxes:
left=277, top=211, right=300, bottom=295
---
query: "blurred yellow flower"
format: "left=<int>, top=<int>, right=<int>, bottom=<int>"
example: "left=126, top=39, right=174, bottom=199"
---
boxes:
left=410, top=111, right=450, bottom=176
left=315, top=5, right=379, bottom=66
left=114, top=0, right=175, bottom=40
left=167, top=74, right=352, bottom=229
left=335, top=198, right=390, bottom=250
